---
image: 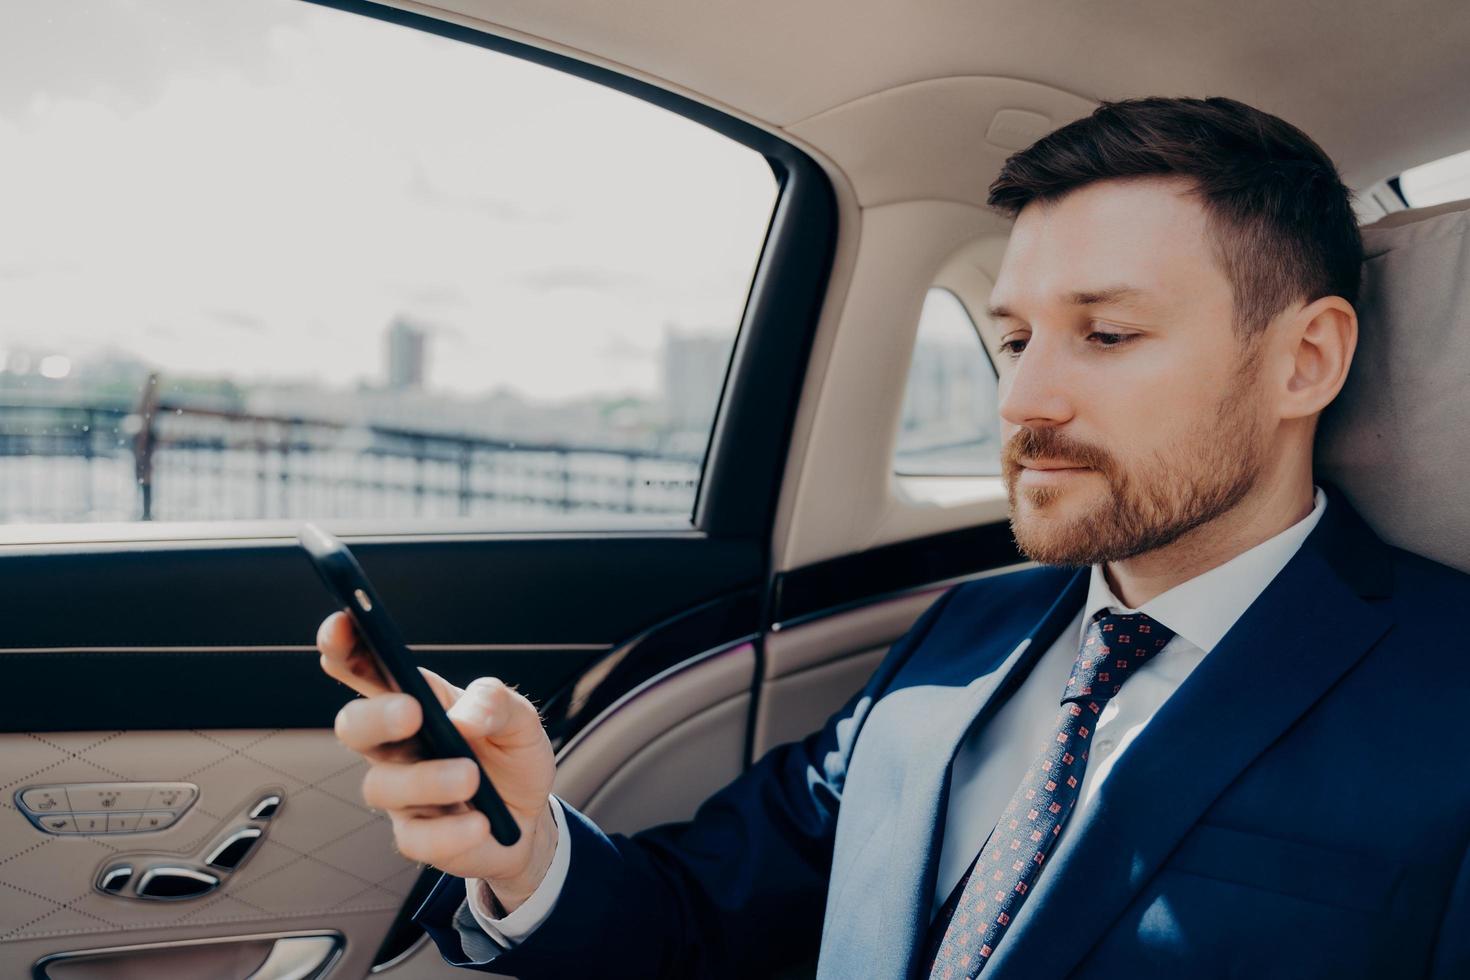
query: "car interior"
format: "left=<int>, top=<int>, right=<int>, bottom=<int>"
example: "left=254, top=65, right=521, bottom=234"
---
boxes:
left=2, top=1, right=1468, bottom=977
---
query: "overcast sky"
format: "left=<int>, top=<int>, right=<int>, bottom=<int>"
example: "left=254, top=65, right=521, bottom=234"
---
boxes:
left=0, top=0, right=778, bottom=402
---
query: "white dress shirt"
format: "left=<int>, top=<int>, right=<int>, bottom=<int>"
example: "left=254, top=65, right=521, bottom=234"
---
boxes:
left=465, top=486, right=1329, bottom=949
left=462, top=795, right=570, bottom=946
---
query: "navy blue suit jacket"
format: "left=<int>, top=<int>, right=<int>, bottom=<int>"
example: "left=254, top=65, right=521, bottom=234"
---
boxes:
left=415, top=494, right=1470, bottom=978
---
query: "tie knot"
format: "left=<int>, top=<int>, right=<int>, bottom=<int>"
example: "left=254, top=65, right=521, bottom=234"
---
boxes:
left=1063, top=611, right=1175, bottom=705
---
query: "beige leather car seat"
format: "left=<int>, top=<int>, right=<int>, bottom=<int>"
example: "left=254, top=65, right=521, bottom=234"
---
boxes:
left=1317, top=197, right=1470, bottom=574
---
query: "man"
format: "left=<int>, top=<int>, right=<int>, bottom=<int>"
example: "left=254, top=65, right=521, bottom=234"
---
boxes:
left=318, top=97, right=1470, bottom=978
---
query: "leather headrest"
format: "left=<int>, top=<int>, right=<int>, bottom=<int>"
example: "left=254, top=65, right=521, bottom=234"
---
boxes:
left=1315, top=198, right=1470, bottom=574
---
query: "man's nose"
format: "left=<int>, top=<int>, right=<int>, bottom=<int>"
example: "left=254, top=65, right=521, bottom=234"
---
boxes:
left=998, top=336, right=1075, bottom=429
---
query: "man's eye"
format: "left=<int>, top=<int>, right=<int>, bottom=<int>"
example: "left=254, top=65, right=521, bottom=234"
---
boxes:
left=1088, top=330, right=1133, bottom=347
left=998, top=338, right=1027, bottom=357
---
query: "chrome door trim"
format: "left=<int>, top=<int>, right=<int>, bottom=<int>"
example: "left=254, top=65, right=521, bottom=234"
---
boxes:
left=32, top=930, right=344, bottom=980
left=368, top=930, right=431, bottom=973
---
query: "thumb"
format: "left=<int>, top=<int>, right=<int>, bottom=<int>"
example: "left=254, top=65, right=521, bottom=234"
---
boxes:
left=446, top=676, right=541, bottom=748
left=417, top=667, right=465, bottom=712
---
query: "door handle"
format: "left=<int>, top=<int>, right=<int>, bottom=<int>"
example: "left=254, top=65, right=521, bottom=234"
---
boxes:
left=246, top=935, right=342, bottom=980
left=34, top=931, right=343, bottom=980
left=133, top=865, right=221, bottom=900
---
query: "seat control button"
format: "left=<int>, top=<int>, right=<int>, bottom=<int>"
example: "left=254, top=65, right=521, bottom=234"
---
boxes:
left=99, top=866, right=133, bottom=894
left=135, top=866, right=219, bottom=901
left=107, top=813, right=142, bottom=833
left=249, top=795, right=282, bottom=820
left=205, top=827, right=263, bottom=871
left=73, top=813, right=108, bottom=834
left=19, top=788, right=70, bottom=814
left=68, top=785, right=151, bottom=812
left=137, top=811, right=179, bottom=832
left=37, top=814, right=76, bottom=834
left=143, top=784, right=197, bottom=810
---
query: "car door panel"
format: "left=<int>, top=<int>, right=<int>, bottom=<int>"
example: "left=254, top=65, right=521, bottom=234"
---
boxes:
left=0, top=543, right=763, bottom=977
left=0, top=533, right=759, bottom=734
left=0, top=728, right=407, bottom=979
left=552, top=640, right=756, bottom=835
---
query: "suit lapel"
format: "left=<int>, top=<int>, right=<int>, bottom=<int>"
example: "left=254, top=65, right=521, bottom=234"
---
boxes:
left=877, top=569, right=1089, bottom=976
left=982, top=496, right=1396, bottom=980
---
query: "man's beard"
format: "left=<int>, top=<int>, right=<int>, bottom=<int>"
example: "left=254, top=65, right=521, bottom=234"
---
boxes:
left=1001, top=358, right=1268, bottom=567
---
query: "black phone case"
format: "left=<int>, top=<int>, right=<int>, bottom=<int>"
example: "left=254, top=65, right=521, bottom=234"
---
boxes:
left=297, top=522, right=521, bottom=846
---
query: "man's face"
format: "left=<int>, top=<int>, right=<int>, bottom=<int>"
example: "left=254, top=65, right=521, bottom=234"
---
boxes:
left=987, top=177, right=1272, bottom=566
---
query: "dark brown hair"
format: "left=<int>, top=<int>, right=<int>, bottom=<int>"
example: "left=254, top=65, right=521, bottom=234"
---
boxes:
left=988, top=96, right=1363, bottom=335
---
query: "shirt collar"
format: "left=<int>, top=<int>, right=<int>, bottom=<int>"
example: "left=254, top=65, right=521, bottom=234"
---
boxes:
left=1082, top=485, right=1328, bottom=654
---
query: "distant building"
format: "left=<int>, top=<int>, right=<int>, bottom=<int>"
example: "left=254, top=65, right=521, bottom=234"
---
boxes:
left=662, top=327, right=732, bottom=432
left=386, top=318, right=429, bottom=390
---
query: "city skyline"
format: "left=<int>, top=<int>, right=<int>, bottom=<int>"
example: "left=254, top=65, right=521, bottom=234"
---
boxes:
left=0, top=315, right=742, bottom=408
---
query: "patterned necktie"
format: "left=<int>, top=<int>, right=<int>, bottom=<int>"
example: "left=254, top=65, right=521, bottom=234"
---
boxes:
left=921, top=610, right=1176, bottom=979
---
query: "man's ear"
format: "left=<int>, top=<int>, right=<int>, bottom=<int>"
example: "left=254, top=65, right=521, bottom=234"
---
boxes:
left=1275, top=295, right=1358, bottom=420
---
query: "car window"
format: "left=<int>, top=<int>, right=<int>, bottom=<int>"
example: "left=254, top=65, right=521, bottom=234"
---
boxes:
left=1397, top=146, right=1470, bottom=207
left=892, top=287, right=1002, bottom=477
left=0, top=0, right=778, bottom=528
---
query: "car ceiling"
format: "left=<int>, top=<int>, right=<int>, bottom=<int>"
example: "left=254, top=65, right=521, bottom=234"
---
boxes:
left=394, top=0, right=1470, bottom=193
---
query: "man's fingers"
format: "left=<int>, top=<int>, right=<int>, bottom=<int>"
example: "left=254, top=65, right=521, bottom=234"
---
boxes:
left=362, top=758, right=480, bottom=811
left=390, top=809, right=492, bottom=868
left=316, top=610, right=361, bottom=665
left=317, top=611, right=390, bottom=697
left=335, top=694, right=422, bottom=755
left=397, top=801, right=466, bottom=820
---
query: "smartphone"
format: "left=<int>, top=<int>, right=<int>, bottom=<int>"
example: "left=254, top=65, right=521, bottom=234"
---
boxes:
left=297, top=522, right=521, bottom=846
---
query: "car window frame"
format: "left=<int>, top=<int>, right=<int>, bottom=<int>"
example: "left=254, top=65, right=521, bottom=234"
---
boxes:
left=312, top=0, right=837, bottom=546
left=3, top=0, right=837, bottom=549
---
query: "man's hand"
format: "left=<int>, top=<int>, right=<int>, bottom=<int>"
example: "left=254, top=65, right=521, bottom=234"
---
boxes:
left=316, top=611, right=558, bottom=913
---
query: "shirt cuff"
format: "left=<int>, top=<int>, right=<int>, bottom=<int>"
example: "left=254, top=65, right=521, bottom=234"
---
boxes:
left=464, top=795, right=570, bottom=945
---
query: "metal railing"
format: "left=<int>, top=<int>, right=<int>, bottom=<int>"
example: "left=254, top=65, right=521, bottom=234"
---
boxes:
left=0, top=384, right=702, bottom=524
